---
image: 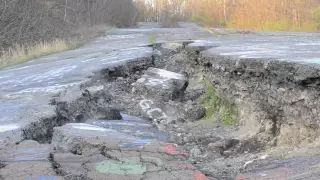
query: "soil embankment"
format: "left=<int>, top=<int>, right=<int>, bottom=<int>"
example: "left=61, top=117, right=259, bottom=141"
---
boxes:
left=1, top=24, right=320, bottom=179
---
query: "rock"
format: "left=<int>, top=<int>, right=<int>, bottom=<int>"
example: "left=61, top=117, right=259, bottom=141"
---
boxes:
left=153, top=43, right=183, bottom=68
left=0, top=140, right=53, bottom=163
left=95, top=107, right=122, bottom=120
left=184, top=136, right=192, bottom=143
left=0, top=162, right=62, bottom=180
left=138, top=98, right=177, bottom=124
left=131, top=87, right=136, bottom=93
left=17, top=140, right=41, bottom=147
left=51, top=123, right=134, bottom=154
left=56, top=89, right=117, bottom=122
left=52, top=123, right=172, bottom=154
left=183, top=101, right=206, bottom=121
left=52, top=150, right=201, bottom=180
left=190, top=147, right=203, bottom=159
left=52, top=153, right=105, bottom=178
left=0, top=140, right=59, bottom=180
left=133, top=68, right=188, bottom=101
left=143, top=170, right=206, bottom=180
left=208, top=141, right=225, bottom=153
left=85, top=118, right=168, bottom=141
left=117, top=77, right=124, bottom=81
left=224, top=139, right=240, bottom=150
left=103, top=67, right=127, bottom=80
left=86, top=85, right=104, bottom=94
left=137, top=98, right=205, bottom=127
left=183, top=89, right=205, bottom=101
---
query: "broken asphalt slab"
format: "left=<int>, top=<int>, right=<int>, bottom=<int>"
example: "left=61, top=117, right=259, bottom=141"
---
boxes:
left=2, top=22, right=320, bottom=145
left=1, top=23, right=320, bottom=180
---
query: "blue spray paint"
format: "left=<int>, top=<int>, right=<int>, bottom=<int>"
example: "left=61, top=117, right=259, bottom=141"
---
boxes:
left=301, top=58, right=320, bottom=64
left=24, top=176, right=57, bottom=180
left=119, top=139, right=153, bottom=149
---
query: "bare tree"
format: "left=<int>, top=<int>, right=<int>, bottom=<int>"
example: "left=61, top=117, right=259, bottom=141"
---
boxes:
left=0, top=0, right=137, bottom=51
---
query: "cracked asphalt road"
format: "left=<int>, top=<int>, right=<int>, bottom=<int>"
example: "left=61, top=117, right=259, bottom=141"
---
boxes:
left=2, top=22, right=320, bottom=144
left=1, top=23, right=320, bottom=180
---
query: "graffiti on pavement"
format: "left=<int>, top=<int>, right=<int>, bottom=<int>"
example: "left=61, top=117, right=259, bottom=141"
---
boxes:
left=96, top=156, right=163, bottom=175
left=96, top=157, right=146, bottom=175
left=194, top=171, right=208, bottom=180
left=24, top=176, right=57, bottom=180
left=119, top=139, right=153, bottom=149
left=161, top=143, right=188, bottom=156
left=139, top=99, right=167, bottom=120
left=10, top=147, right=49, bottom=162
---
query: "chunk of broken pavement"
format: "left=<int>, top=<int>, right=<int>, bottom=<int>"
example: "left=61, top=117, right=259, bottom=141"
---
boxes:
left=0, top=140, right=53, bottom=162
left=0, top=140, right=60, bottom=180
left=183, top=101, right=206, bottom=121
left=95, top=107, right=122, bottom=120
left=51, top=123, right=137, bottom=154
left=133, top=68, right=188, bottom=101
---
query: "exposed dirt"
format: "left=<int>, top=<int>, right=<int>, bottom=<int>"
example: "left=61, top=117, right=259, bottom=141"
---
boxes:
left=4, top=41, right=320, bottom=180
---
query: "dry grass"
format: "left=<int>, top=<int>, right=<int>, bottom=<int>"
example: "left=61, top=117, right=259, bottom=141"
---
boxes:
left=0, top=25, right=110, bottom=69
left=0, top=39, right=70, bottom=68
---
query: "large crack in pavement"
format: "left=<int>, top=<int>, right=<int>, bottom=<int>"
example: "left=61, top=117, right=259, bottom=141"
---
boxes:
left=0, top=43, right=212, bottom=180
left=2, top=28, right=320, bottom=179
left=0, top=42, right=301, bottom=180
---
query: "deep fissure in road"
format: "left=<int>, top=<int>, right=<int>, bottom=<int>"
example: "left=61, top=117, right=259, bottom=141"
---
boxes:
left=21, top=43, right=192, bottom=144
left=10, top=41, right=320, bottom=179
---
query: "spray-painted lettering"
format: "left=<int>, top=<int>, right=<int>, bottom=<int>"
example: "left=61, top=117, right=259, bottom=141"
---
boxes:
left=139, top=99, right=167, bottom=120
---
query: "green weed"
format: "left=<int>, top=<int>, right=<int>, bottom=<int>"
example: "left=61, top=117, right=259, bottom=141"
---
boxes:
left=200, top=83, right=235, bottom=125
left=148, top=33, right=157, bottom=44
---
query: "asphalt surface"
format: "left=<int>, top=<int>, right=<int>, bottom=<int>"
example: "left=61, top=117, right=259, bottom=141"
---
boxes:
left=1, top=22, right=320, bottom=180
left=0, top=22, right=210, bottom=144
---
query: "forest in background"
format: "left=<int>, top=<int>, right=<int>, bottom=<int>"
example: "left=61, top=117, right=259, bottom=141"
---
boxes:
left=0, top=0, right=137, bottom=68
left=2, top=0, right=320, bottom=68
left=0, top=0, right=136, bottom=49
left=136, top=0, right=320, bottom=32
